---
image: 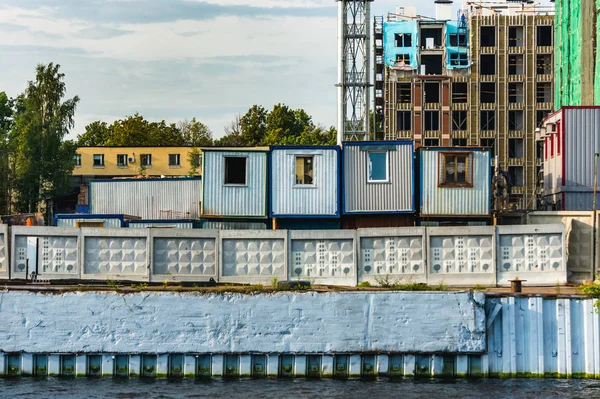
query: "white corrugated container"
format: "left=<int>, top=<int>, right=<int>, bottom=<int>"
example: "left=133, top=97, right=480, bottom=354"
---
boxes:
left=270, top=146, right=340, bottom=217
left=90, top=178, right=202, bottom=220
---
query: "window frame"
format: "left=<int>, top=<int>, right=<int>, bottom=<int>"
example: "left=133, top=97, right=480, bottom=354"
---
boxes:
left=117, top=154, right=128, bottom=167
left=93, top=154, right=104, bottom=168
left=293, top=155, right=316, bottom=187
left=223, top=156, right=248, bottom=186
left=74, top=154, right=81, bottom=167
left=140, top=154, right=153, bottom=167
left=168, top=153, right=181, bottom=168
left=367, top=151, right=389, bottom=184
left=438, top=151, right=474, bottom=188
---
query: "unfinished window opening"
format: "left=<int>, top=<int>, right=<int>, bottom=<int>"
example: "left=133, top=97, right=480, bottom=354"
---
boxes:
left=397, top=111, right=411, bottom=131
left=421, top=55, right=443, bottom=75
left=508, top=54, right=524, bottom=75
left=295, top=156, right=314, bottom=185
left=536, top=141, right=544, bottom=160
left=424, top=82, right=440, bottom=103
left=537, top=82, right=552, bottom=103
left=452, top=111, right=467, bottom=131
left=452, top=82, right=467, bottom=103
left=536, top=26, right=552, bottom=46
left=449, top=33, right=468, bottom=47
left=450, top=52, right=469, bottom=67
left=117, top=154, right=128, bottom=167
left=536, top=54, right=552, bottom=75
left=480, top=110, right=495, bottom=131
left=508, top=82, right=524, bottom=103
left=439, top=152, right=473, bottom=187
left=224, top=156, right=247, bottom=185
left=508, top=110, right=524, bottom=131
left=537, top=110, right=551, bottom=128
left=480, top=26, right=496, bottom=47
left=480, top=54, right=495, bottom=75
left=508, top=138, right=524, bottom=159
left=93, top=154, right=104, bottom=167
left=508, top=26, right=524, bottom=47
left=424, top=110, right=440, bottom=131
left=397, top=83, right=411, bottom=103
left=396, top=54, right=410, bottom=65
left=367, top=151, right=388, bottom=183
left=508, top=166, right=524, bottom=187
left=421, top=28, right=442, bottom=49
left=395, top=33, right=412, bottom=47
left=480, top=82, right=496, bottom=103
left=168, top=154, right=180, bottom=167
left=452, top=138, right=467, bottom=147
left=480, top=138, right=495, bottom=158
left=424, top=138, right=439, bottom=147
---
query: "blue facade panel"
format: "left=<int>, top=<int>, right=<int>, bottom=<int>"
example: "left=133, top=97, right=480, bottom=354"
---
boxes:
left=202, top=149, right=268, bottom=218
left=270, top=146, right=340, bottom=218
left=419, top=147, right=492, bottom=217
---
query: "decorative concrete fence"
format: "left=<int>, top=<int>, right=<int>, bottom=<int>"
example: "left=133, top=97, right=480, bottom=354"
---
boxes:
left=427, top=226, right=496, bottom=287
left=358, top=227, right=426, bottom=285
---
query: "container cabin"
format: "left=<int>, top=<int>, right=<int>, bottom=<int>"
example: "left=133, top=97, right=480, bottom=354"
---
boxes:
left=54, top=214, right=141, bottom=228
left=127, top=219, right=202, bottom=229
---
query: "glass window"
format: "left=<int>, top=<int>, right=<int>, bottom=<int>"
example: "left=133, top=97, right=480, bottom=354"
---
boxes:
left=117, top=154, right=128, bottom=167
left=368, top=151, right=388, bottom=183
left=439, top=152, right=473, bottom=187
left=93, top=154, right=104, bottom=167
left=169, top=154, right=180, bottom=167
left=224, top=157, right=247, bottom=185
left=141, top=154, right=152, bottom=167
left=295, top=156, right=314, bottom=185
left=74, top=154, right=81, bottom=167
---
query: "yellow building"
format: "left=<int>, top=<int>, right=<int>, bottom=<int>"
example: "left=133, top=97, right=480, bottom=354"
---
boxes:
left=73, top=147, right=202, bottom=178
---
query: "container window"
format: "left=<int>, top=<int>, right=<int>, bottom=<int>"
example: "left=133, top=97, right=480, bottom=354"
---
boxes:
left=295, top=156, right=314, bottom=185
left=141, top=154, right=152, bottom=167
left=93, top=154, right=104, bottom=167
left=224, top=156, right=247, bottom=185
left=74, top=154, right=81, bottom=167
left=117, top=154, right=128, bottom=167
left=367, top=151, right=388, bottom=183
left=439, top=152, right=473, bottom=188
left=169, top=154, right=181, bottom=167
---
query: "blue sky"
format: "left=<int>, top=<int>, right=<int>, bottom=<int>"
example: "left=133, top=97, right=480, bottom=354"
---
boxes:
left=0, top=1, right=547, bottom=139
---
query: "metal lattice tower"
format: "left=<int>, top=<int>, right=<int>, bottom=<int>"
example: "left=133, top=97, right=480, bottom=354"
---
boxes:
left=336, top=0, right=373, bottom=144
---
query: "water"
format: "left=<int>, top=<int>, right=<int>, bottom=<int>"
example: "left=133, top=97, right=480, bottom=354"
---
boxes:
left=2, top=378, right=600, bottom=399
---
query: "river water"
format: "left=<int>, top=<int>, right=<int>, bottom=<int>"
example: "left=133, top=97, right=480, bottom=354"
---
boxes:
left=2, top=377, right=600, bottom=398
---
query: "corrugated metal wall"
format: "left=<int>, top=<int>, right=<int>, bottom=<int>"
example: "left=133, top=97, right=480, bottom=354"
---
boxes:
left=343, top=143, right=413, bottom=213
left=565, top=108, right=600, bottom=188
left=201, top=220, right=268, bottom=230
left=128, top=221, right=195, bottom=229
left=271, top=148, right=339, bottom=217
left=90, top=179, right=202, bottom=220
left=56, top=218, right=123, bottom=228
left=202, top=151, right=267, bottom=217
left=420, top=149, right=491, bottom=216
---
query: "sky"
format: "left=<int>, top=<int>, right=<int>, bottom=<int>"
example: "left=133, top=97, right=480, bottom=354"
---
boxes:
left=0, top=1, right=549, bottom=140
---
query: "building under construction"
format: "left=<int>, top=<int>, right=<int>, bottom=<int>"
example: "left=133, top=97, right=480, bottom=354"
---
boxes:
left=374, top=1, right=554, bottom=209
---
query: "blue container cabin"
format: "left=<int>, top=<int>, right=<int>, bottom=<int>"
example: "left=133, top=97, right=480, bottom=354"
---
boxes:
left=127, top=219, right=202, bottom=229
left=417, top=146, right=492, bottom=223
left=54, top=214, right=140, bottom=228
left=201, top=147, right=269, bottom=219
left=342, top=140, right=415, bottom=215
left=199, top=219, right=269, bottom=230
left=269, top=146, right=341, bottom=226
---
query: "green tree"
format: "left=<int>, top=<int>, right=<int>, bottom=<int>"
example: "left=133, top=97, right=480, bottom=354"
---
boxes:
left=11, top=63, right=79, bottom=213
left=0, top=92, right=14, bottom=214
left=178, top=118, right=213, bottom=147
left=77, top=120, right=110, bottom=146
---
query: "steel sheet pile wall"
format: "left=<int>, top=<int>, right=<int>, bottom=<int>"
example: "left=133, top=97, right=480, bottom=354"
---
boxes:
left=290, top=230, right=356, bottom=285
left=527, top=211, right=594, bottom=283
left=219, top=230, right=287, bottom=284
left=150, top=229, right=218, bottom=283
left=496, top=225, right=566, bottom=286
left=358, top=227, right=426, bottom=284
left=487, top=296, right=600, bottom=378
left=90, top=179, right=202, bottom=220
left=270, top=147, right=339, bottom=217
left=0, top=224, right=7, bottom=279
left=427, top=227, right=496, bottom=286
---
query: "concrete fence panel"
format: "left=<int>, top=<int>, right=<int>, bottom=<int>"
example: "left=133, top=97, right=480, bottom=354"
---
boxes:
left=81, top=228, right=149, bottom=282
left=219, top=230, right=287, bottom=284
left=0, top=224, right=8, bottom=279
left=527, top=211, right=594, bottom=283
left=11, top=226, right=80, bottom=280
left=496, top=224, right=566, bottom=286
left=289, top=230, right=357, bottom=286
left=357, top=227, right=426, bottom=285
left=426, top=226, right=496, bottom=287
left=150, top=229, right=218, bottom=283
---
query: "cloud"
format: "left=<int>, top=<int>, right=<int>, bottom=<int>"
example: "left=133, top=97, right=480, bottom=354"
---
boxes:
left=0, top=44, right=89, bottom=55
left=78, top=27, right=134, bottom=40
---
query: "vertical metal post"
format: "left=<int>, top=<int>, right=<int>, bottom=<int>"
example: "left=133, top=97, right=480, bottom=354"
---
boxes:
left=592, top=153, right=599, bottom=278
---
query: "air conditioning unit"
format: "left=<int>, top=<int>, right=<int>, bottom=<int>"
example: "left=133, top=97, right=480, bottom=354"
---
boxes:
left=128, top=156, right=136, bottom=163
